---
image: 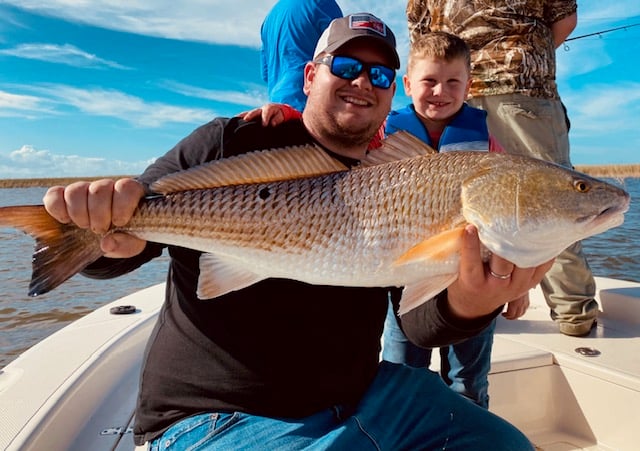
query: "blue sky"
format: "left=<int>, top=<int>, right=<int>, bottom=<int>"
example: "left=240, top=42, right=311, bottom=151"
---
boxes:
left=0, top=1, right=639, bottom=178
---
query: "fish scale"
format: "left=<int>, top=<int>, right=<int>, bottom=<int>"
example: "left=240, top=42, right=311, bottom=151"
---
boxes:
left=115, top=155, right=474, bottom=286
left=117, top=158, right=464, bottom=287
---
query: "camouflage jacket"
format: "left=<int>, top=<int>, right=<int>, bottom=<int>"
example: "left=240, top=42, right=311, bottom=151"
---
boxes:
left=407, top=0, right=577, bottom=99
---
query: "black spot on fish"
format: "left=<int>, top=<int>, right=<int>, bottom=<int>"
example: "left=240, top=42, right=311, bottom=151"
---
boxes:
left=259, top=187, right=271, bottom=200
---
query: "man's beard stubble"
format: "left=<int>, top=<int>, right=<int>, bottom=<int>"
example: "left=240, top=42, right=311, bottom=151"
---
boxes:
left=327, top=114, right=380, bottom=149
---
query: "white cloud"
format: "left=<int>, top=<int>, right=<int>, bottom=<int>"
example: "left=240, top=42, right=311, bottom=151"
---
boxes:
left=0, top=144, right=153, bottom=178
left=5, top=0, right=279, bottom=47
left=2, top=80, right=270, bottom=127
left=4, top=1, right=410, bottom=49
left=0, top=43, right=130, bottom=69
left=0, top=89, right=56, bottom=118
left=1, top=84, right=219, bottom=127
left=566, top=82, right=640, bottom=125
left=0, top=90, right=41, bottom=110
left=576, top=4, right=640, bottom=25
left=575, top=83, right=640, bottom=117
left=42, top=85, right=216, bottom=127
left=161, top=81, right=268, bottom=107
left=556, top=39, right=612, bottom=81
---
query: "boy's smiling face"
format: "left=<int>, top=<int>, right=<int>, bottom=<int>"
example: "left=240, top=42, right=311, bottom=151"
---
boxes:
left=403, top=56, right=472, bottom=129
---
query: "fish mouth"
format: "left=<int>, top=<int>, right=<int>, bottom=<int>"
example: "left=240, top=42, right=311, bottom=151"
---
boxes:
left=577, top=195, right=630, bottom=225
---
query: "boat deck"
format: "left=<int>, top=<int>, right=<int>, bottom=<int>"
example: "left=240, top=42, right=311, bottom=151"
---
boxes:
left=1, top=277, right=639, bottom=450
left=488, top=277, right=640, bottom=450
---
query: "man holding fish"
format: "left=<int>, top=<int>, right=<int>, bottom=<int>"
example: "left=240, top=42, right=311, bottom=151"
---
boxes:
left=36, top=13, right=569, bottom=451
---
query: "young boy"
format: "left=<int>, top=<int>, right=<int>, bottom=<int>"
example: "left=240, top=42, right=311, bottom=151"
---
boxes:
left=385, top=31, right=502, bottom=152
left=381, top=31, right=529, bottom=408
left=244, top=30, right=529, bottom=408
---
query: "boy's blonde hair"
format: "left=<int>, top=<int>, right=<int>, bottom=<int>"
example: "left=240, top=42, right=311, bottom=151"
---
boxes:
left=407, top=31, right=471, bottom=73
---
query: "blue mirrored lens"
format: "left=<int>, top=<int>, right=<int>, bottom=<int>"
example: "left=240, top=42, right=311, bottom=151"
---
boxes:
left=332, top=57, right=364, bottom=80
left=368, top=66, right=394, bottom=89
left=330, top=56, right=394, bottom=89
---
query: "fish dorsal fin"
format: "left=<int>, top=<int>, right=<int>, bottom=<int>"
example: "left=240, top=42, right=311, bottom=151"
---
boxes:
left=359, top=130, right=438, bottom=167
left=151, top=144, right=348, bottom=194
left=197, top=253, right=265, bottom=299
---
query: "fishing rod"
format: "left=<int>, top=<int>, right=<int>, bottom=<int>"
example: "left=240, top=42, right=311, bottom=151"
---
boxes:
left=563, top=22, right=640, bottom=50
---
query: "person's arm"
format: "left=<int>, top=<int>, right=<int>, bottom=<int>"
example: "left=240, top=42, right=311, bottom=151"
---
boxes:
left=399, top=289, right=501, bottom=347
left=400, top=225, right=552, bottom=347
left=551, top=12, right=577, bottom=48
left=43, top=118, right=231, bottom=279
left=238, top=103, right=302, bottom=126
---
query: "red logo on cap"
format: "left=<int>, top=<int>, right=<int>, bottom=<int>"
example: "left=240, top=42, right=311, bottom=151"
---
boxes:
left=349, top=14, right=386, bottom=36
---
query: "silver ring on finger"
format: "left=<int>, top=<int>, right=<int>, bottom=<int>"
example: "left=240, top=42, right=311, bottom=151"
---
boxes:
left=489, top=268, right=512, bottom=280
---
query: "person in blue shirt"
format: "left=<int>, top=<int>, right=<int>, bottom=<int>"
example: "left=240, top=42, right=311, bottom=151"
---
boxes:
left=261, top=0, right=343, bottom=112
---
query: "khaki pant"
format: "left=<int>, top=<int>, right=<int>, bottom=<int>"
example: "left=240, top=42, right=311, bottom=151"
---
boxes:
left=468, top=94, right=598, bottom=324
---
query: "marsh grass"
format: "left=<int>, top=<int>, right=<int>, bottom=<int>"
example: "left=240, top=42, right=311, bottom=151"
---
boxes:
left=574, top=164, right=640, bottom=179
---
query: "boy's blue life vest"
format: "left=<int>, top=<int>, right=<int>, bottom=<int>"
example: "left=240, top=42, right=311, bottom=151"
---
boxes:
left=385, top=103, right=489, bottom=152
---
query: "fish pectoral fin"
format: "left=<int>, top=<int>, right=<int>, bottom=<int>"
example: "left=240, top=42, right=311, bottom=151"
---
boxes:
left=394, top=226, right=466, bottom=266
left=359, top=131, right=438, bottom=167
left=398, top=273, right=458, bottom=315
left=197, top=254, right=265, bottom=299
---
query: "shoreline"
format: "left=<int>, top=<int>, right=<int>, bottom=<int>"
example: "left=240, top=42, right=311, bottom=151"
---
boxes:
left=1, top=164, right=639, bottom=188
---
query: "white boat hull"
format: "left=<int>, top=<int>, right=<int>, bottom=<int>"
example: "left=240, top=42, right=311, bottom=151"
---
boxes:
left=1, top=278, right=639, bottom=450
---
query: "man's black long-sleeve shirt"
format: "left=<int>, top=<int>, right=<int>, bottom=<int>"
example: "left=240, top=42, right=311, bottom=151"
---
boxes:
left=82, top=117, right=497, bottom=445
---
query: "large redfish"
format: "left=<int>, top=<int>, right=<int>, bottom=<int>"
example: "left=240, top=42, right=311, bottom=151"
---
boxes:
left=0, top=132, right=630, bottom=314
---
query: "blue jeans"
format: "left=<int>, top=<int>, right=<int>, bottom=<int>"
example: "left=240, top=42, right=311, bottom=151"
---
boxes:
left=149, top=361, right=531, bottom=450
left=382, top=301, right=496, bottom=408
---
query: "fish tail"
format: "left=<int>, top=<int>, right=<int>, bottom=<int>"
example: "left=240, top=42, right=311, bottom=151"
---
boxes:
left=0, top=205, right=104, bottom=296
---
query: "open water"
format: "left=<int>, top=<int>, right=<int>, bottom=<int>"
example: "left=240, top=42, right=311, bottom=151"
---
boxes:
left=0, top=178, right=639, bottom=369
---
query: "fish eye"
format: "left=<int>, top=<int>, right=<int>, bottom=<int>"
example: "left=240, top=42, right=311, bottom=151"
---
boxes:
left=573, top=179, right=590, bottom=193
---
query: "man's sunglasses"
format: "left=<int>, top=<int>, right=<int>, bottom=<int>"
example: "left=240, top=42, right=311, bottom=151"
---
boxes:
left=314, top=55, right=396, bottom=90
